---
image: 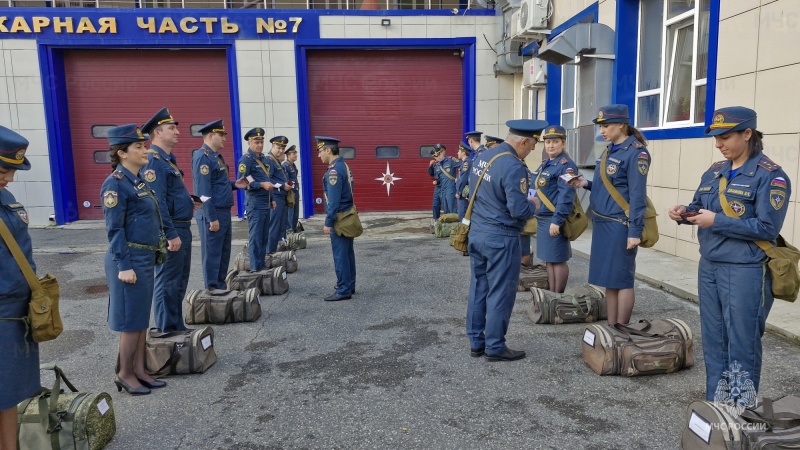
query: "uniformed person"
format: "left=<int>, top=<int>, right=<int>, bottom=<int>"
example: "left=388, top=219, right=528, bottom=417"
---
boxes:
left=466, top=119, right=546, bottom=361
left=531, top=125, right=578, bottom=293
left=427, top=148, right=443, bottom=225
left=192, top=120, right=246, bottom=289
left=454, top=141, right=471, bottom=221
left=428, top=144, right=459, bottom=215
left=570, top=105, right=650, bottom=326
left=465, top=130, right=484, bottom=161
left=0, top=126, right=42, bottom=443
left=101, top=124, right=166, bottom=395
left=668, top=107, right=791, bottom=403
left=141, top=107, right=196, bottom=333
left=317, top=136, right=356, bottom=302
left=266, top=135, right=292, bottom=253
left=484, top=135, right=504, bottom=150
left=237, top=128, right=275, bottom=272
left=283, top=144, right=301, bottom=232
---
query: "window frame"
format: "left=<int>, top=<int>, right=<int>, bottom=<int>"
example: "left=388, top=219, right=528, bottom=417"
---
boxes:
left=375, top=145, right=400, bottom=159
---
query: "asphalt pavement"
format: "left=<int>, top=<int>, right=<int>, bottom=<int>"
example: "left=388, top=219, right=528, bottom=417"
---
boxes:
left=26, top=212, right=800, bottom=449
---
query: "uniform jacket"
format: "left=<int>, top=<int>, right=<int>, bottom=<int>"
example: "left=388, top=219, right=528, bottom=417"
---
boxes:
left=323, top=156, right=354, bottom=228
left=283, top=160, right=299, bottom=195
left=467, top=143, right=537, bottom=235
left=237, top=149, right=271, bottom=210
left=142, top=144, right=194, bottom=240
left=266, top=152, right=288, bottom=198
left=192, top=144, right=236, bottom=221
left=428, top=157, right=459, bottom=192
left=685, top=153, right=791, bottom=264
left=101, top=166, right=161, bottom=271
left=0, top=189, right=34, bottom=302
left=455, top=159, right=470, bottom=198
left=532, top=152, right=579, bottom=226
left=585, top=136, right=650, bottom=238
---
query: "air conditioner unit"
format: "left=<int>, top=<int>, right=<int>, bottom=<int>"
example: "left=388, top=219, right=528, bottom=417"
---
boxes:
left=523, top=57, right=547, bottom=87
left=518, top=0, right=549, bottom=31
left=507, top=10, right=521, bottom=39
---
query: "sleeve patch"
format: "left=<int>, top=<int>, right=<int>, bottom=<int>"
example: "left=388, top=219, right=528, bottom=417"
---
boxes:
left=143, top=169, right=156, bottom=183
left=239, top=163, right=247, bottom=174
left=103, top=191, right=118, bottom=208
left=200, top=164, right=210, bottom=175
left=771, top=177, right=787, bottom=189
left=771, top=190, right=787, bottom=210
left=328, top=174, right=338, bottom=185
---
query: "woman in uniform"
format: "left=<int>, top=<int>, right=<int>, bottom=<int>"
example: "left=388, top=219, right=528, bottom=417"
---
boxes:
left=571, top=104, right=650, bottom=325
left=102, top=124, right=167, bottom=396
left=668, top=106, right=790, bottom=403
left=0, top=126, right=39, bottom=450
left=531, top=125, right=578, bottom=293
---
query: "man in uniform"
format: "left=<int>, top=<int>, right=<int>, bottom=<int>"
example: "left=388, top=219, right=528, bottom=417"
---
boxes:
left=484, top=135, right=504, bottom=150
left=141, top=107, right=197, bottom=332
left=237, top=128, right=275, bottom=272
left=427, top=148, right=443, bottom=231
left=265, top=136, right=292, bottom=253
left=428, top=144, right=459, bottom=215
left=283, top=145, right=301, bottom=233
left=466, top=119, right=547, bottom=361
left=317, top=136, right=356, bottom=302
left=466, top=130, right=484, bottom=161
left=192, top=119, right=246, bottom=289
left=454, top=141, right=471, bottom=222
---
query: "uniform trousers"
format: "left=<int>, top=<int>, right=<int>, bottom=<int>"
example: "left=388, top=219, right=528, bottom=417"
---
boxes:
left=287, top=198, right=300, bottom=232
left=699, top=258, right=773, bottom=402
left=457, top=198, right=468, bottom=221
left=268, top=196, right=288, bottom=253
left=247, top=207, right=271, bottom=271
left=330, top=230, right=356, bottom=296
left=432, top=188, right=442, bottom=221
left=466, top=229, right=521, bottom=354
left=197, top=208, right=232, bottom=289
left=440, top=187, right=457, bottom=214
left=519, top=234, right=531, bottom=258
left=153, top=224, right=191, bottom=332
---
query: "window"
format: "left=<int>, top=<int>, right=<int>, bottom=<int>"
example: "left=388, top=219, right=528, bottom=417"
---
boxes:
left=93, top=150, right=111, bottom=164
left=561, top=63, right=576, bottom=128
left=636, top=0, right=710, bottom=128
left=339, top=147, right=356, bottom=160
left=91, top=125, right=116, bottom=139
left=419, top=145, right=437, bottom=158
left=189, top=124, right=205, bottom=137
left=375, top=146, right=400, bottom=159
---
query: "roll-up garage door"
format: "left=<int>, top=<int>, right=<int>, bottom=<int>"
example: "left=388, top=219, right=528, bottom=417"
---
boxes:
left=63, top=49, right=234, bottom=220
left=307, top=49, right=463, bottom=212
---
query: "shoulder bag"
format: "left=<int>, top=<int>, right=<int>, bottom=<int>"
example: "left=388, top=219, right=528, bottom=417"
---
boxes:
left=534, top=172, right=588, bottom=241
left=333, top=163, right=363, bottom=238
left=599, top=151, right=659, bottom=248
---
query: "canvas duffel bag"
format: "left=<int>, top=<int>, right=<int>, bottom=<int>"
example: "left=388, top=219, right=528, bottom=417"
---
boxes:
left=434, top=221, right=459, bottom=238
left=682, top=395, right=800, bottom=450
left=17, top=364, right=116, bottom=450
left=438, top=213, right=459, bottom=223
left=527, top=285, right=606, bottom=324
left=518, top=263, right=549, bottom=292
left=266, top=250, right=298, bottom=273
left=145, top=327, right=217, bottom=377
left=285, top=231, right=307, bottom=250
left=184, top=288, right=261, bottom=325
left=225, top=267, right=289, bottom=296
left=581, top=319, right=693, bottom=377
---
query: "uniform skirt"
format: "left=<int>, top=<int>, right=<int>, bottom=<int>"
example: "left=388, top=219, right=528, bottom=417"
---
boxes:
left=535, top=216, right=572, bottom=263
left=0, top=295, right=41, bottom=409
left=105, top=247, right=156, bottom=332
left=588, top=218, right=637, bottom=289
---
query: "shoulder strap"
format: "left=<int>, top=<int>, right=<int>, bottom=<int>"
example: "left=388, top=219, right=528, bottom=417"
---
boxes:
left=438, top=162, right=456, bottom=182
left=717, top=177, right=772, bottom=251
left=599, top=150, right=631, bottom=217
left=254, top=157, right=270, bottom=177
left=344, top=163, right=355, bottom=198
left=268, top=154, right=288, bottom=177
left=0, top=216, right=42, bottom=295
left=534, top=169, right=556, bottom=212
left=464, top=152, right=513, bottom=221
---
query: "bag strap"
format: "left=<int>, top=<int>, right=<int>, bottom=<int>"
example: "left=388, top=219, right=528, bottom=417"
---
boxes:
left=534, top=169, right=556, bottom=213
left=148, top=149, right=183, bottom=180
left=599, top=150, right=631, bottom=217
left=254, top=156, right=271, bottom=181
left=0, top=217, right=42, bottom=296
left=570, top=296, right=592, bottom=318
left=344, top=162, right=356, bottom=198
left=436, top=159, right=457, bottom=182
left=464, top=152, right=514, bottom=222
left=717, top=177, right=773, bottom=252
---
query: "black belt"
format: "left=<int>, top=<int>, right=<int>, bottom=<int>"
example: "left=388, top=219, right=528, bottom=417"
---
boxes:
left=173, top=220, right=192, bottom=228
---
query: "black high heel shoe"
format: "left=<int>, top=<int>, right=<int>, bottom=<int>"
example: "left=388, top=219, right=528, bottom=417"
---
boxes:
left=114, top=377, right=151, bottom=396
left=137, top=377, right=166, bottom=389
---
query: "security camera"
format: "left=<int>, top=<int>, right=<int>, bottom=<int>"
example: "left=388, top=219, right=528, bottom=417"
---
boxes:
left=451, top=8, right=458, bottom=14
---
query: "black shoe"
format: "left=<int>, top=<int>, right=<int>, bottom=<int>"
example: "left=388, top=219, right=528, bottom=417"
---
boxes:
left=470, top=346, right=485, bottom=358
left=324, top=293, right=352, bottom=302
left=114, top=377, right=151, bottom=395
left=484, top=348, right=526, bottom=362
left=138, top=377, right=167, bottom=389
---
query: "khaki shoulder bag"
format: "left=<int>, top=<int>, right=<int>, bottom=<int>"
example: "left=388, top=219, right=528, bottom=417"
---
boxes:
left=599, top=151, right=659, bottom=248
left=535, top=171, right=588, bottom=241
left=718, top=177, right=800, bottom=301
left=0, top=218, right=62, bottom=343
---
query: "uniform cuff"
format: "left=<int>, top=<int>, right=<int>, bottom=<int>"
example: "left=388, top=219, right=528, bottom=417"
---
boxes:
left=628, top=226, right=643, bottom=239
left=117, top=260, right=133, bottom=271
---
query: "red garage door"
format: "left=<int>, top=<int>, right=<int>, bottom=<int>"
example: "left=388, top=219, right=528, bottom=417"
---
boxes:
left=64, top=49, right=234, bottom=220
left=307, top=49, right=463, bottom=212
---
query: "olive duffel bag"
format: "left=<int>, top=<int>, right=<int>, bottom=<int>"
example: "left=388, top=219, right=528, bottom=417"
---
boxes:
left=145, top=327, right=217, bottom=377
left=225, top=267, right=289, bottom=296
left=518, top=263, right=549, bottom=292
left=233, top=244, right=298, bottom=273
left=527, top=285, right=605, bottom=324
left=184, top=288, right=261, bottom=325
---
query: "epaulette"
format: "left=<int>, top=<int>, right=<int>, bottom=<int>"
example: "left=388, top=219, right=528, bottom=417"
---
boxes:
left=112, top=170, right=124, bottom=179
left=709, top=161, right=726, bottom=170
left=245, top=153, right=252, bottom=159
left=147, top=149, right=161, bottom=160
left=631, top=140, right=644, bottom=149
left=203, top=148, right=211, bottom=157
left=758, top=155, right=780, bottom=172
left=558, top=156, right=567, bottom=165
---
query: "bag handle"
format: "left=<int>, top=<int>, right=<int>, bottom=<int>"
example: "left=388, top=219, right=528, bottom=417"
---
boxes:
left=599, top=150, right=631, bottom=217
left=464, top=152, right=513, bottom=222
left=0, top=217, right=43, bottom=296
left=739, top=397, right=800, bottom=430
left=570, top=296, right=592, bottom=318
left=717, top=177, right=773, bottom=252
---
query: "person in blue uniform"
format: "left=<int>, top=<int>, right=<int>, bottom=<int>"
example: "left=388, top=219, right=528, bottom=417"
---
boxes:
left=454, top=142, right=471, bottom=221
left=484, top=135, right=504, bottom=150
left=283, top=145, right=301, bottom=232
left=520, top=139, right=537, bottom=269
left=317, top=136, right=356, bottom=302
left=466, top=119, right=546, bottom=361
left=101, top=124, right=167, bottom=395
left=192, top=120, right=247, bottom=289
left=427, top=148, right=443, bottom=225
left=570, top=105, right=650, bottom=326
left=141, top=107, right=197, bottom=333
left=266, top=135, right=292, bottom=253
left=531, top=125, right=578, bottom=293
left=466, top=130, right=484, bottom=161
left=668, top=107, right=790, bottom=403
left=429, top=144, right=459, bottom=215
left=237, top=128, right=275, bottom=272
left=0, top=126, right=41, bottom=446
